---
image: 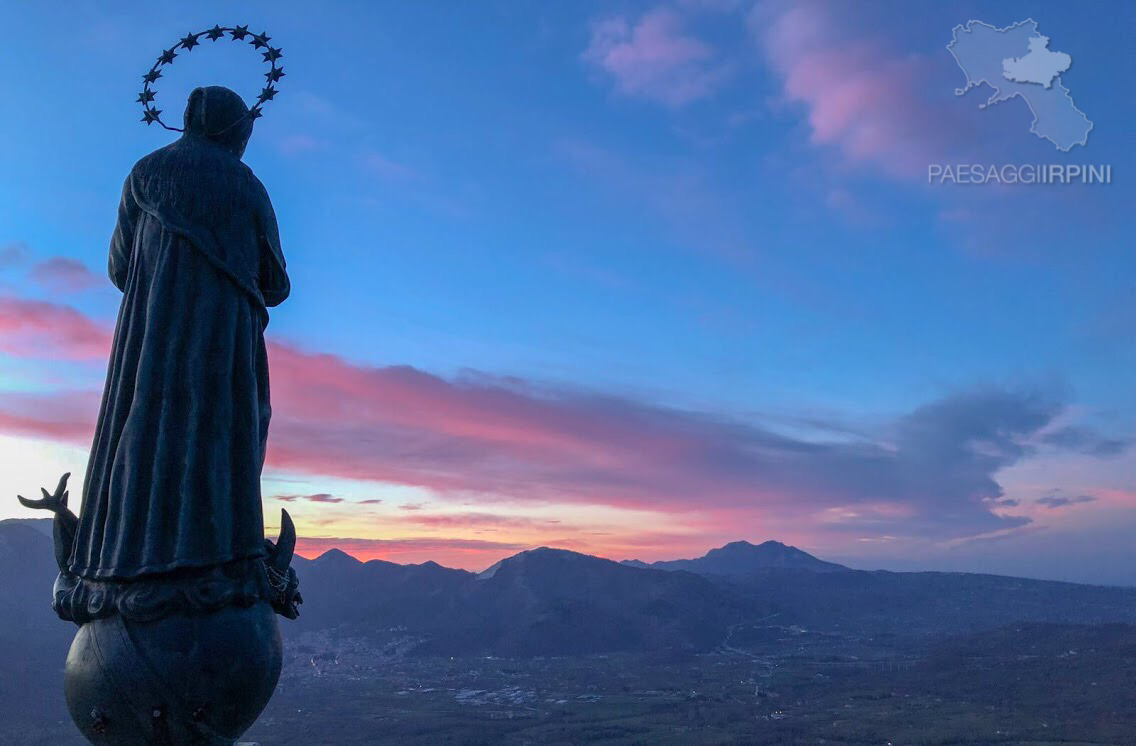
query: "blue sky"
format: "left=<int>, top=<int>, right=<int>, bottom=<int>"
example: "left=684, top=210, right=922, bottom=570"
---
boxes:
left=1, top=1, right=1133, bottom=583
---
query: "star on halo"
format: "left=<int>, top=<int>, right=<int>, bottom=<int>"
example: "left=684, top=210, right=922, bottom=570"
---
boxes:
left=139, top=26, right=284, bottom=132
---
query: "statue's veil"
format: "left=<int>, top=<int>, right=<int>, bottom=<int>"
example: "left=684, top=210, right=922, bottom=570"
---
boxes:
left=183, top=85, right=255, bottom=157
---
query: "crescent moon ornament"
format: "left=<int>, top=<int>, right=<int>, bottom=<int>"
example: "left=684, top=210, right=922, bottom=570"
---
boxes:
left=138, top=25, right=284, bottom=132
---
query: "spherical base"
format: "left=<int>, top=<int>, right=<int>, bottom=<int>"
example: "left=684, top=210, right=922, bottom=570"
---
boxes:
left=64, top=603, right=282, bottom=744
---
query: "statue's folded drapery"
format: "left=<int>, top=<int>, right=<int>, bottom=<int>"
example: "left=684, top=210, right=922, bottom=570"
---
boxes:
left=70, top=87, right=290, bottom=580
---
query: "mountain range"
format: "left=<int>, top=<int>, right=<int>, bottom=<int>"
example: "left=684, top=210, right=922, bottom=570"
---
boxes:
left=5, top=515, right=1136, bottom=745
left=4, top=518, right=1136, bottom=661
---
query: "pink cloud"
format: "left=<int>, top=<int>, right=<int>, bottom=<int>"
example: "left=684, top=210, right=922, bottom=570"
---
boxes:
left=584, top=7, right=729, bottom=107
left=399, top=512, right=563, bottom=531
left=28, top=258, right=102, bottom=293
left=294, top=536, right=526, bottom=567
left=1093, top=489, right=1136, bottom=508
left=0, top=296, right=112, bottom=360
left=0, top=390, right=99, bottom=444
left=0, top=298, right=1124, bottom=547
left=752, top=1, right=959, bottom=179
left=260, top=341, right=1101, bottom=543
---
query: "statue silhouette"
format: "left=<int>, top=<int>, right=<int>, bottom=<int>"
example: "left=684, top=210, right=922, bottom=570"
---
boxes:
left=71, top=86, right=290, bottom=581
left=19, top=84, right=302, bottom=744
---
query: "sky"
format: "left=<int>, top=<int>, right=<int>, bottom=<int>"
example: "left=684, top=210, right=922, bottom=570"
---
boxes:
left=0, top=0, right=1134, bottom=584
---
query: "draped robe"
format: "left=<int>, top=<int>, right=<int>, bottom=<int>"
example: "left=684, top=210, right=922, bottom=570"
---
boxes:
left=70, top=87, right=290, bottom=580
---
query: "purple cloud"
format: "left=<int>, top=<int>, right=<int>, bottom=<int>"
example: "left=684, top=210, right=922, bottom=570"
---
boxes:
left=1041, top=426, right=1131, bottom=458
left=272, top=493, right=344, bottom=504
left=29, top=258, right=101, bottom=293
left=1037, top=492, right=1097, bottom=509
left=583, top=7, right=729, bottom=107
left=0, top=243, right=30, bottom=269
left=751, top=0, right=963, bottom=179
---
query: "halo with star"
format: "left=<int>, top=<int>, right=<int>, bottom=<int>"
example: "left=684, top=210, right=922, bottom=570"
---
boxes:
left=138, top=25, right=284, bottom=132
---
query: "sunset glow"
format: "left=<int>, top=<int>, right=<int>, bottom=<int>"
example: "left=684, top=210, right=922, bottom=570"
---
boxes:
left=1, top=0, right=1132, bottom=583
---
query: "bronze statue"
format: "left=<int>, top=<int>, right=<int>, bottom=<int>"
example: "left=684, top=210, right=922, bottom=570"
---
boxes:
left=19, top=26, right=302, bottom=745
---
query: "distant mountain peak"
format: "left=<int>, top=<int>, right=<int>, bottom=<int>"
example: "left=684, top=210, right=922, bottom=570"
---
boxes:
left=641, top=539, right=848, bottom=576
left=707, top=539, right=802, bottom=558
left=0, top=517, right=54, bottom=539
left=526, top=546, right=562, bottom=555
left=478, top=546, right=609, bottom=579
left=516, top=546, right=602, bottom=562
left=715, top=540, right=792, bottom=551
left=313, top=548, right=363, bottom=568
left=716, top=539, right=780, bottom=551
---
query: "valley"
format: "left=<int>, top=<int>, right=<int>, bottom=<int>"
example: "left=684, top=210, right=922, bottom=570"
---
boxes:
left=3, top=519, right=1134, bottom=744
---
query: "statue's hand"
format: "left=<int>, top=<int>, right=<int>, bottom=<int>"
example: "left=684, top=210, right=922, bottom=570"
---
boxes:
left=17, top=472, right=71, bottom=514
left=17, top=473, right=80, bottom=574
left=264, top=509, right=302, bottom=619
